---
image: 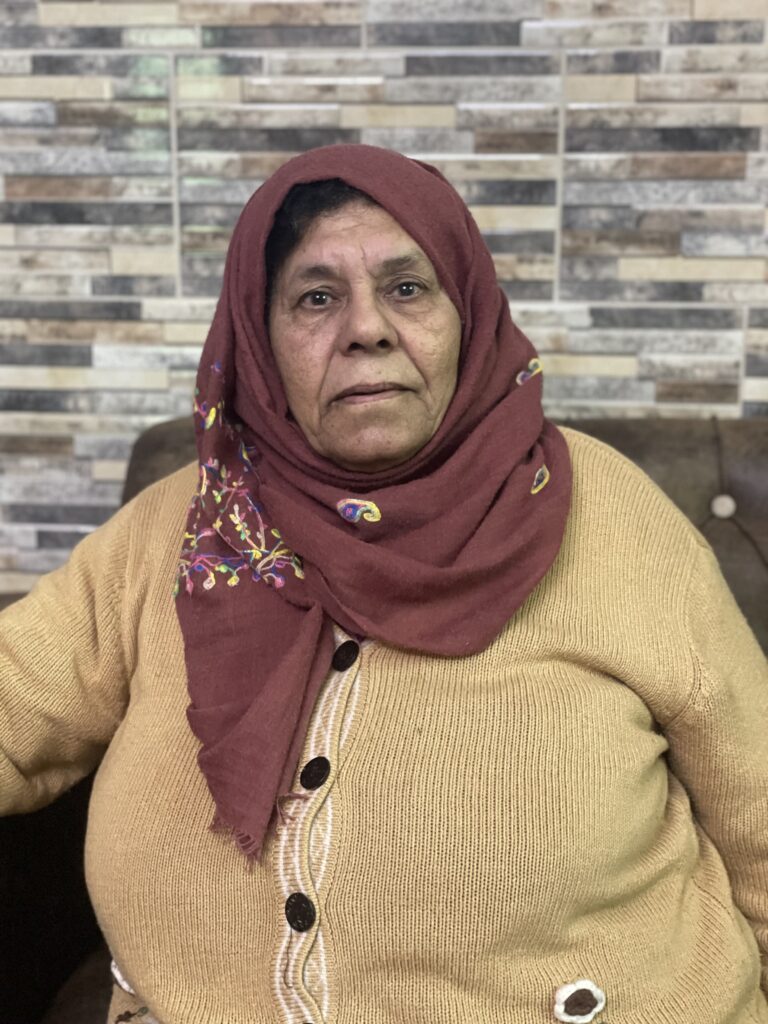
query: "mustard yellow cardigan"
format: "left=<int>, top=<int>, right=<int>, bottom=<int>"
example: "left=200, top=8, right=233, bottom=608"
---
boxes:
left=1, top=427, right=767, bottom=1024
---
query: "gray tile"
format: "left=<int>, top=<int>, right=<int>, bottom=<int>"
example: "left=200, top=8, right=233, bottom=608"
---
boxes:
left=99, top=128, right=171, bottom=151
left=563, top=330, right=743, bottom=355
left=74, top=434, right=136, bottom=458
left=360, top=128, right=473, bottom=152
left=181, top=254, right=226, bottom=278
left=500, top=281, right=553, bottom=300
left=566, top=50, right=661, bottom=74
left=0, top=300, right=141, bottom=320
left=561, top=256, right=619, bottom=281
left=177, top=127, right=359, bottom=151
left=179, top=179, right=259, bottom=203
left=0, top=102, right=56, bottom=126
left=0, top=27, right=123, bottom=47
left=0, top=150, right=171, bottom=175
left=656, top=380, right=738, bottom=404
left=180, top=204, right=240, bottom=229
left=369, top=0, right=540, bottom=18
left=406, top=53, right=556, bottom=75
left=748, top=309, right=768, bottom=328
left=563, top=180, right=767, bottom=205
left=385, top=75, right=559, bottom=103
left=461, top=180, right=557, bottom=204
left=668, top=20, right=764, bottom=44
left=562, top=207, right=640, bottom=229
left=542, top=377, right=656, bottom=401
left=0, top=202, right=172, bottom=226
left=638, top=353, right=740, bottom=382
left=566, top=127, right=760, bottom=153
left=0, top=54, right=31, bottom=73
left=38, top=529, right=94, bottom=550
left=0, top=390, right=94, bottom=413
left=744, top=402, right=768, bottom=417
left=181, top=276, right=222, bottom=298
left=681, top=232, right=767, bottom=257
left=176, top=54, right=264, bottom=75
left=373, top=22, right=521, bottom=46
left=112, top=78, right=170, bottom=100
left=561, top=281, right=703, bottom=301
left=745, top=353, right=768, bottom=376
left=201, top=26, right=360, bottom=47
left=486, top=232, right=556, bottom=254
left=92, top=345, right=202, bottom=371
left=591, top=307, right=740, bottom=329
left=31, top=54, right=169, bottom=76
left=0, top=342, right=91, bottom=366
left=3, top=503, right=115, bottom=526
left=92, top=276, right=177, bottom=297
left=0, top=3, right=37, bottom=25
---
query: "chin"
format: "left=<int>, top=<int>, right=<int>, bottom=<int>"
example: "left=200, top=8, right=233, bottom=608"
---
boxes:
left=327, top=439, right=424, bottom=473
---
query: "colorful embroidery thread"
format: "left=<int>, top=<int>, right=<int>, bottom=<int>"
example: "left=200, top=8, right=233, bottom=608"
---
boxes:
left=531, top=464, right=550, bottom=494
left=175, top=458, right=304, bottom=597
left=516, top=357, right=542, bottom=386
left=336, top=498, right=382, bottom=524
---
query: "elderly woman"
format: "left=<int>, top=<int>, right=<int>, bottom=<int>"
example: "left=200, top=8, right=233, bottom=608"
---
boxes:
left=1, top=145, right=767, bottom=1024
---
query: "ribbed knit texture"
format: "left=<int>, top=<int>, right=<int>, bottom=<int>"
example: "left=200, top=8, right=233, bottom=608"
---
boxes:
left=1, top=427, right=767, bottom=1024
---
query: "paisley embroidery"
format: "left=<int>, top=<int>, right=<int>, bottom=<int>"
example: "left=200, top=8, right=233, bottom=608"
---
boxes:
left=531, top=464, right=550, bottom=495
left=516, top=357, right=542, bottom=386
left=175, top=457, right=304, bottom=597
left=336, top=498, right=382, bottom=524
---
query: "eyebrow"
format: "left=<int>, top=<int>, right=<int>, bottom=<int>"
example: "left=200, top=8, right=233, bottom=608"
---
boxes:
left=291, top=250, right=431, bottom=284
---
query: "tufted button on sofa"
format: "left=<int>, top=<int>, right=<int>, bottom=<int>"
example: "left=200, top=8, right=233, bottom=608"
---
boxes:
left=2, top=415, right=766, bottom=1023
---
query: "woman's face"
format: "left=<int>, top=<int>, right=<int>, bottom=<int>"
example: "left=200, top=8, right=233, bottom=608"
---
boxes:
left=268, top=201, right=462, bottom=473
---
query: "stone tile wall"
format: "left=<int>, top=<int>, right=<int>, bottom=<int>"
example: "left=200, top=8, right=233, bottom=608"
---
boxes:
left=0, top=0, right=766, bottom=592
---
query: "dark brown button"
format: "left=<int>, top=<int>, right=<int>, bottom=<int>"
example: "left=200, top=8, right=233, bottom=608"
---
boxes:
left=332, top=640, right=359, bottom=672
left=285, top=892, right=315, bottom=932
left=300, top=756, right=330, bottom=790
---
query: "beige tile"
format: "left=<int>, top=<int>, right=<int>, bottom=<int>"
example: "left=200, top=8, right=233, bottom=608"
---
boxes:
left=618, top=257, right=765, bottom=282
left=429, top=156, right=559, bottom=180
left=543, top=354, right=638, bottom=377
left=176, top=77, right=242, bottom=103
left=0, top=226, right=15, bottom=246
left=0, top=77, right=111, bottom=100
left=164, top=322, right=210, bottom=343
left=39, top=3, right=179, bottom=25
left=242, top=78, right=382, bottom=104
left=741, top=104, right=768, bottom=127
left=492, top=254, right=556, bottom=281
left=747, top=329, right=768, bottom=352
left=637, top=74, right=768, bottom=102
left=111, top=246, right=178, bottom=276
left=340, top=104, right=455, bottom=128
left=0, top=249, right=110, bottom=271
left=1, top=367, right=169, bottom=390
left=469, top=206, right=558, bottom=230
left=566, top=75, right=637, bottom=103
left=0, top=274, right=90, bottom=298
left=703, top=282, right=768, bottom=302
left=0, top=572, right=38, bottom=595
left=694, top=0, right=766, bottom=14
left=143, top=298, right=216, bottom=321
left=743, top=378, right=768, bottom=401
left=27, top=320, right=165, bottom=344
left=179, top=2, right=360, bottom=24
left=91, top=459, right=128, bottom=482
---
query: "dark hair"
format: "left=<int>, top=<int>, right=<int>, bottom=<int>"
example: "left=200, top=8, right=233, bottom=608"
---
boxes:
left=264, top=178, right=376, bottom=300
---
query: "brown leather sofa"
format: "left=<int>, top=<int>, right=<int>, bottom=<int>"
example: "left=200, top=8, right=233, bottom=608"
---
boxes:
left=3, top=415, right=767, bottom=1023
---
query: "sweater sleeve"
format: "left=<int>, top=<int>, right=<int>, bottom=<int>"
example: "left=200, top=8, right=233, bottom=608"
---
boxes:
left=0, top=497, right=141, bottom=815
left=664, top=537, right=768, bottom=993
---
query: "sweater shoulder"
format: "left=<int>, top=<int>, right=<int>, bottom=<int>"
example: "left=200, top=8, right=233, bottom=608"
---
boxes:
left=556, top=424, right=707, bottom=554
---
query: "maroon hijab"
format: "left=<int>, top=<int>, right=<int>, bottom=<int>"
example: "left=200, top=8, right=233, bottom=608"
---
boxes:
left=175, top=144, right=572, bottom=859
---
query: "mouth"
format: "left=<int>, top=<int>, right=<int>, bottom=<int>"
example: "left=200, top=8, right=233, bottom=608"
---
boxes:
left=333, top=383, right=410, bottom=404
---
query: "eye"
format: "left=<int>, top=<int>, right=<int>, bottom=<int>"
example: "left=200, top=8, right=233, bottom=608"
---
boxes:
left=392, top=280, right=423, bottom=299
left=299, top=289, right=333, bottom=308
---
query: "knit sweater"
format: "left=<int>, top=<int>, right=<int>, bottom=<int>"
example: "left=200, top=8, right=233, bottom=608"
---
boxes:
left=1, top=427, right=767, bottom=1024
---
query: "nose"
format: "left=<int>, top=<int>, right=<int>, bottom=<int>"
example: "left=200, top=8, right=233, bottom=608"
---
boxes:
left=339, top=287, right=398, bottom=353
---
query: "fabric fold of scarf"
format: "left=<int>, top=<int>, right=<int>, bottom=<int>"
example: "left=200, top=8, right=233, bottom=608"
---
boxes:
left=175, top=144, right=572, bottom=859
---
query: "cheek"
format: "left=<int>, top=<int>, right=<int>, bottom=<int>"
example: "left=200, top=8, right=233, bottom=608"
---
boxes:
left=271, top=329, right=327, bottom=425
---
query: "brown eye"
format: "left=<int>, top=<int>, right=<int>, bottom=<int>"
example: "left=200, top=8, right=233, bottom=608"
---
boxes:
left=301, top=290, right=332, bottom=308
left=394, top=281, right=422, bottom=299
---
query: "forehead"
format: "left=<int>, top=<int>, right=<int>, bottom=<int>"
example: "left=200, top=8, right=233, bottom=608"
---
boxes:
left=280, top=201, right=434, bottom=277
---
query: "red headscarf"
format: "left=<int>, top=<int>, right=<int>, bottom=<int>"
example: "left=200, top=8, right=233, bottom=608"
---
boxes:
left=175, top=144, right=572, bottom=859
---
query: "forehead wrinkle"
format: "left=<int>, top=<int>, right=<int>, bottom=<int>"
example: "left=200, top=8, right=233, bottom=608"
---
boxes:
left=290, top=249, right=431, bottom=285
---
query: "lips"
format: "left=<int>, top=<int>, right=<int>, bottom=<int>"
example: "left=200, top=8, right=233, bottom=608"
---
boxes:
left=333, top=382, right=409, bottom=401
